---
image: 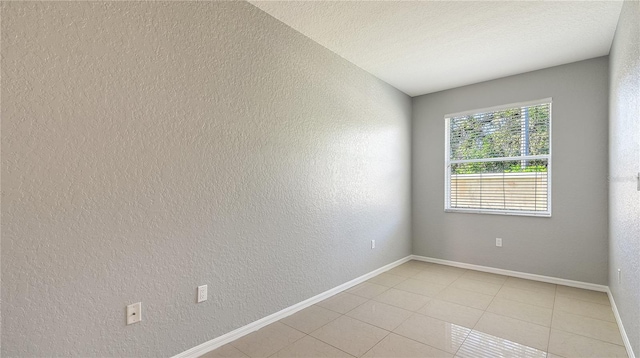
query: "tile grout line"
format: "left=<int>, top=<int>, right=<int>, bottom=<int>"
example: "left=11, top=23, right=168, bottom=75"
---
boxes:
left=493, top=285, right=557, bottom=310
left=264, top=330, right=309, bottom=358
left=453, top=272, right=509, bottom=356
left=278, top=294, right=376, bottom=358
left=389, top=311, right=466, bottom=356
left=233, top=322, right=308, bottom=358
left=357, top=330, right=392, bottom=358
left=375, top=263, right=469, bottom=356
left=555, top=293, right=612, bottom=306
left=461, top=275, right=559, bottom=355
left=550, top=326, right=628, bottom=348
left=303, top=310, right=375, bottom=358
left=314, top=292, right=394, bottom=358
left=340, top=281, right=453, bottom=358
left=553, top=307, right=618, bottom=324
left=308, top=313, right=362, bottom=358
left=278, top=304, right=342, bottom=334
left=552, top=291, right=626, bottom=348
left=439, top=268, right=472, bottom=357
left=546, top=283, right=558, bottom=354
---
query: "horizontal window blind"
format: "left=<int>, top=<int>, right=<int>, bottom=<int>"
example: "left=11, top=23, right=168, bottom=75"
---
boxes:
left=445, top=100, right=551, bottom=216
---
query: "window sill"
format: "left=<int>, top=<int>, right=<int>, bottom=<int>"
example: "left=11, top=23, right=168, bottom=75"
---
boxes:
left=445, top=208, right=552, bottom=217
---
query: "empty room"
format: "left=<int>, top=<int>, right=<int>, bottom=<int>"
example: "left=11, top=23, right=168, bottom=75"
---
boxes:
left=1, top=1, right=639, bottom=358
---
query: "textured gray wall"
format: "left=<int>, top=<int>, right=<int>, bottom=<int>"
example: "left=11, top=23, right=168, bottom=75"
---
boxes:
left=0, top=2, right=412, bottom=356
left=412, top=57, right=609, bottom=284
left=608, top=1, right=640, bottom=356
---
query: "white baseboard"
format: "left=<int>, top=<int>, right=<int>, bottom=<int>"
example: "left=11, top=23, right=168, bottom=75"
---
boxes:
left=607, top=288, right=636, bottom=358
left=173, top=255, right=412, bottom=358
left=410, top=255, right=609, bottom=292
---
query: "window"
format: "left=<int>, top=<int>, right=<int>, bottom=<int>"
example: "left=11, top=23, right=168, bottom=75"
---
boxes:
left=445, top=99, right=551, bottom=217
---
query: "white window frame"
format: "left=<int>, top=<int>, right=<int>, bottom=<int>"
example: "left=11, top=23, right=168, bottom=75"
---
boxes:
left=444, top=98, right=552, bottom=217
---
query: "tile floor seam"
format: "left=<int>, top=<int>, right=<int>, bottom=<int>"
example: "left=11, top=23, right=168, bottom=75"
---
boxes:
left=304, top=334, right=358, bottom=358
left=230, top=344, right=251, bottom=358
left=469, top=273, right=504, bottom=331
left=546, top=283, right=558, bottom=353
left=305, top=334, right=358, bottom=358
left=370, top=291, right=431, bottom=312
left=504, top=280, right=557, bottom=287
left=279, top=305, right=344, bottom=335
left=346, top=283, right=392, bottom=300
left=454, top=275, right=505, bottom=286
left=357, top=330, right=392, bottom=358
left=451, top=325, right=473, bottom=357
left=276, top=324, right=308, bottom=357
left=495, top=286, right=557, bottom=309
left=555, top=294, right=612, bottom=306
left=551, top=310, right=624, bottom=341
left=507, top=287, right=558, bottom=295
left=230, top=338, right=256, bottom=358
left=487, top=295, right=555, bottom=327
left=554, top=295, right=615, bottom=307
left=441, top=282, right=500, bottom=299
left=342, top=301, right=412, bottom=333
left=389, top=318, right=467, bottom=357
left=233, top=323, right=307, bottom=358
left=400, top=310, right=474, bottom=355
left=379, top=287, right=393, bottom=298
left=343, top=300, right=370, bottom=316
left=391, top=281, right=447, bottom=298
left=371, top=279, right=406, bottom=289
left=308, top=315, right=388, bottom=357
left=552, top=306, right=617, bottom=322
left=306, top=335, right=359, bottom=358
left=265, top=333, right=309, bottom=358
left=466, top=278, right=553, bottom=356
left=416, top=305, right=482, bottom=331
left=491, top=294, right=554, bottom=308
left=437, top=292, right=493, bottom=309
left=468, top=318, right=550, bottom=355
left=550, top=326, right=627, bottom=347
left=481, top=309, right=552, bottom=330
left=548, top=329, right=629, bottom=358
left=316, top=293, right=369, bottom=314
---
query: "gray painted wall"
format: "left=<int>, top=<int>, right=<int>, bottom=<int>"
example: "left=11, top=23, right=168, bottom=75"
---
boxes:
left=412, top=57, right=610, bottom=284
left=1, top=2, right=412, bottom=356
left=609, top=1, right=640, bottom=356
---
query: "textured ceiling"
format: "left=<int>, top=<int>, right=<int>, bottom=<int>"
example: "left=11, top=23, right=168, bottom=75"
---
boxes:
left=250, top=1, right=623, bottom=96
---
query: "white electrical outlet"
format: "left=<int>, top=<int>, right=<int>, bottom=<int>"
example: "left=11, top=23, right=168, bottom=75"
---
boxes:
left=371, top=240, right=376, bottom=249
left=618, top=269, right=621, bottom=284
left=496, top=238, right=503, bottom=247
left=126, top=302, right=142, bottom=325
left=197, top=285, right=208, bottom=303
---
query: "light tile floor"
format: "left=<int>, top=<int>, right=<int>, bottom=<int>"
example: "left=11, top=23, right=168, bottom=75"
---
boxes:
left=201, top=260, right=628, bottom=358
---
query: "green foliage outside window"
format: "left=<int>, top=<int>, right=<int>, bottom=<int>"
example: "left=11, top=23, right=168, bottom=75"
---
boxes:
left=450, top=104, right=549, bottom=175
